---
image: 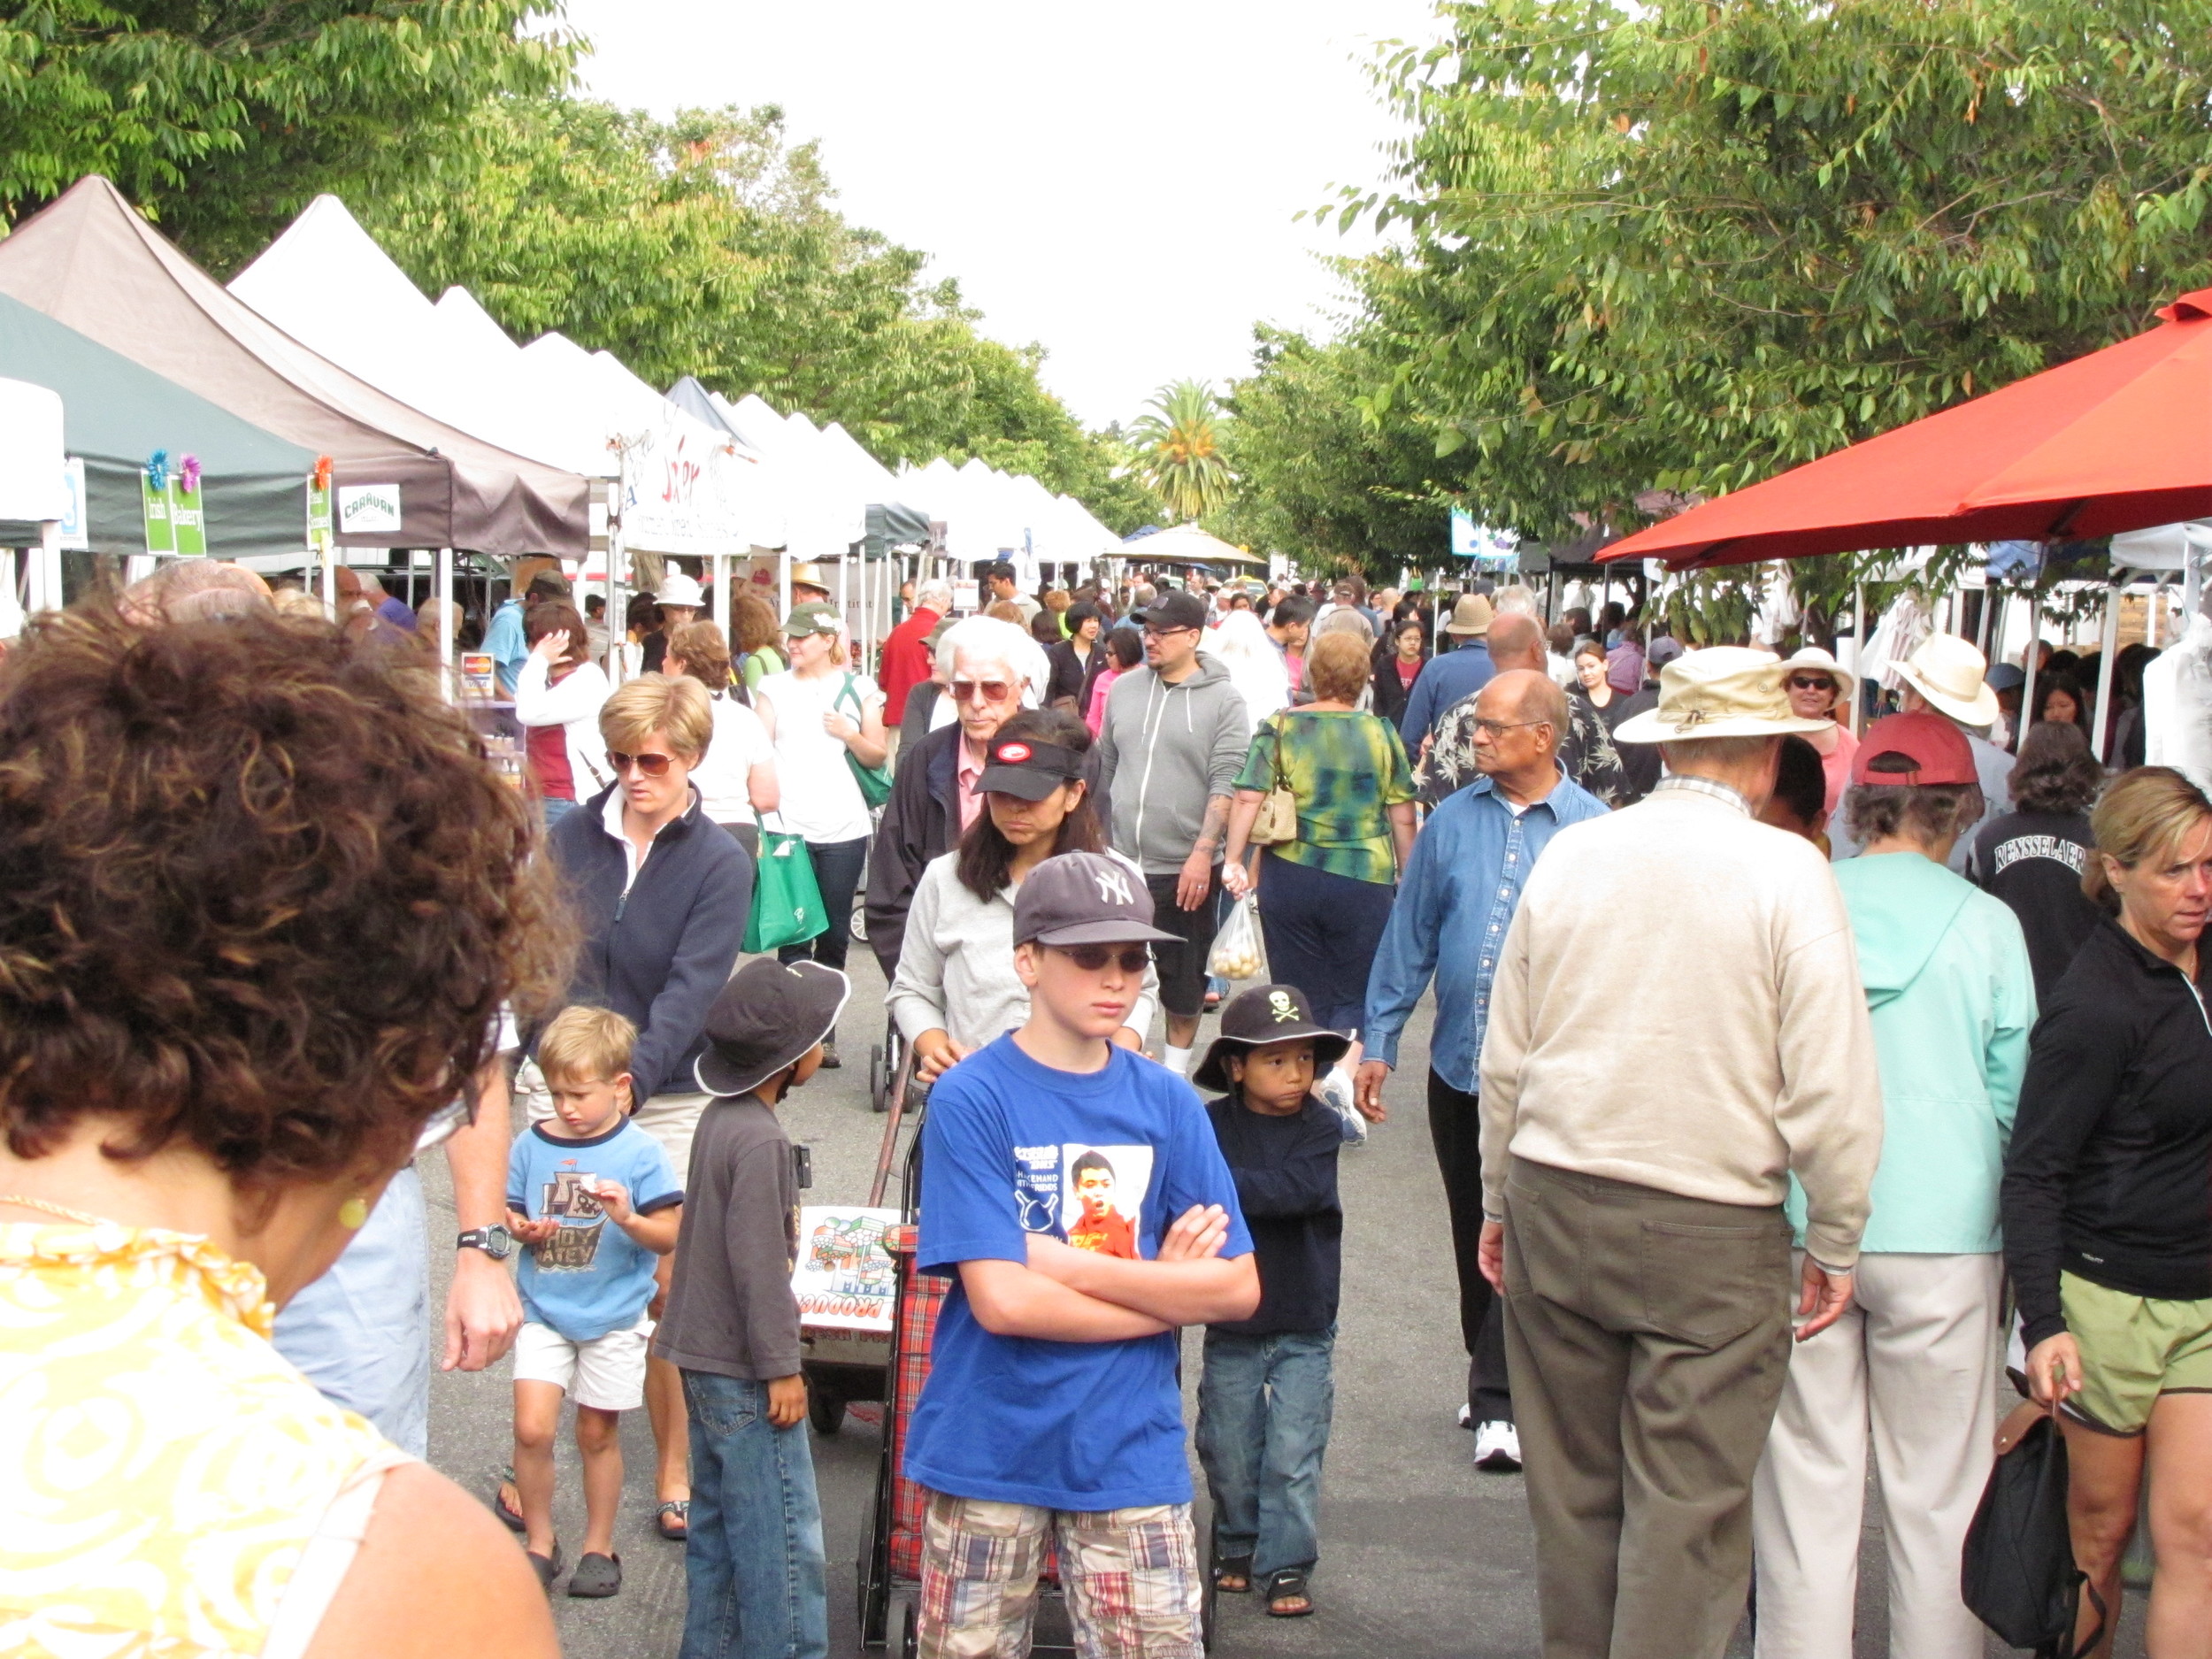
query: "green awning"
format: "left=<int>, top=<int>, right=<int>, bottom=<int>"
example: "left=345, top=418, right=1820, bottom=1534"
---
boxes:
left=0, top=292, right=315, bottom=557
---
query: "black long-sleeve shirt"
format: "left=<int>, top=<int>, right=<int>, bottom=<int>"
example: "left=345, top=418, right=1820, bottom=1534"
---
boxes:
left=1204, top=1094, right=1342, bottom=1335
left=2001, top=918, right=2212, bottom=1348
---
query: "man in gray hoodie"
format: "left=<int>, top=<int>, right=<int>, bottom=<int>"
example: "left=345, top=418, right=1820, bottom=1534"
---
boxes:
left=1095, top=589, right=1251, bottom=1074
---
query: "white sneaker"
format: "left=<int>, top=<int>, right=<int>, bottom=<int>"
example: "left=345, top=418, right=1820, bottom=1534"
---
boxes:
left=1456, top=1402, right=1473, bottom=1430
left=1471, top=1420, right=1522, bottom=1472
left=1318, top=1071, right=1366, bottom=1147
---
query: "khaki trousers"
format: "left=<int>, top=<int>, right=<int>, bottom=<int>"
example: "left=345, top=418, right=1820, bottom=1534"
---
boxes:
left=1751, top=1252, right=2001, bottom=1659
left=1502, top=1156, right=1794, bottom=1659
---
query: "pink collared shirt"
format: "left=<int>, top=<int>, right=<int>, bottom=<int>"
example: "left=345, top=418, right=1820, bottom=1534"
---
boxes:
left=956, top=740, right=987, bottom=832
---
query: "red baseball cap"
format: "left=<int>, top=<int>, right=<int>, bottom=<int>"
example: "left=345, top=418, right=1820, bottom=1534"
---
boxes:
left=1851, top=711, right=1978, bottom=787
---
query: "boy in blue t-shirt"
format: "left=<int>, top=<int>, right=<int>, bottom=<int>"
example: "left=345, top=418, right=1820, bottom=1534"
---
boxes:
left=505, top=1006, right=682, bottom=1599
left=907, top=851, right=1259, bottom=1657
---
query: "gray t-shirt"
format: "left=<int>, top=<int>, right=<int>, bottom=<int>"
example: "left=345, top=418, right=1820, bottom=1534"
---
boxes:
left=653, top=1095, right=802, bottom=1381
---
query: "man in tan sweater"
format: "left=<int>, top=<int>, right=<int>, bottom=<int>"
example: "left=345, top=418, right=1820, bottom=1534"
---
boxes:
left=1476, top=647, right=1883, bottom=1659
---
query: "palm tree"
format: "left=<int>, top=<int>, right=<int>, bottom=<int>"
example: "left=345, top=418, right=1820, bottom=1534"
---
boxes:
left=1127, top=380, right=1233, bottom=523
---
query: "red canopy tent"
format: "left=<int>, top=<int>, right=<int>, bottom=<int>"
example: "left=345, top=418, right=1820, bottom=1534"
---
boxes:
left=1600, top=288, right=2212, bottom=570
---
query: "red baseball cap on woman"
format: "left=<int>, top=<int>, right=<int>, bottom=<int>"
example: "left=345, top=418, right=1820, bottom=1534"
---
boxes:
left=1851, top=711, right=1978, bottom=787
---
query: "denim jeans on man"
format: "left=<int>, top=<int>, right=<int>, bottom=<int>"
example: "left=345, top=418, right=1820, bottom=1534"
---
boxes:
left=680, top=1371, right=828, bottom=1659
left=1194, top=1325, right=1335, bottom=1578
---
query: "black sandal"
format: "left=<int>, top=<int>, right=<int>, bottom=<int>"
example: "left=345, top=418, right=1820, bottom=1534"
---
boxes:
left=1211, top=1554, right=1254, bottom=1594
left=656, top=1499, right=689, bottom=1541
left=526, top=1541, right=563, bottom=1592
left=493, top=1466, right=525, bottom=1532
left=1264, top=1570, right=1314, bottom=1617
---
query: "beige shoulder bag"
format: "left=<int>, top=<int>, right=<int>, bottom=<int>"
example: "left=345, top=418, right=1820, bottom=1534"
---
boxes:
left=1249, top=717, right=1299, bottom=846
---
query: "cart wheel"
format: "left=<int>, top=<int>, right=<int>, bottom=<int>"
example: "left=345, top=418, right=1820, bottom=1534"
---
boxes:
left=810, top=1385, right=843, bottom=1436
left=869, top=1042, right=887, bottom=1113
left=850, top=902, right=870, bottom=942
left=895, top=1594, right=919, bottom=1659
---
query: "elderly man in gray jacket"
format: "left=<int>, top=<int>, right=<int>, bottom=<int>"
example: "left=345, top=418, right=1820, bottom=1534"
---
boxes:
left=1095, top=588, right=1249, bottom=1074
left=1477, top=648, right=1884, bottom=1659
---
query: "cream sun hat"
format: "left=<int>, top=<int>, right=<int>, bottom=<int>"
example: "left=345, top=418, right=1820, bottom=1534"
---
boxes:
left=1778, top=646, right=1854, bottom=702
left=1892, top=633, right=2000, bottom=727
left=1612, top=646, right=1836, bottom=744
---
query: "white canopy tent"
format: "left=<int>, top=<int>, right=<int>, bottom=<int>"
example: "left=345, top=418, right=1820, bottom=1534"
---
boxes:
left=0, top=376, right=67, bottom=634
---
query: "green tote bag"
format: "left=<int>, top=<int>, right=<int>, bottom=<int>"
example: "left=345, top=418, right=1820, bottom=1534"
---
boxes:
left=837, top=673, right=895, bottom=810
left=743, top=818, right=829, bottom=954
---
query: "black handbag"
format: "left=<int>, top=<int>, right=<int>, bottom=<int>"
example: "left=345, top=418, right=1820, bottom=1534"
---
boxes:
left=1962, top=1400, right=2107, bottom=1658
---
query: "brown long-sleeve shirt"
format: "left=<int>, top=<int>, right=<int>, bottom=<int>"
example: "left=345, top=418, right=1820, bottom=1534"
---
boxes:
left=653, top=1096, right=802, bottom=1380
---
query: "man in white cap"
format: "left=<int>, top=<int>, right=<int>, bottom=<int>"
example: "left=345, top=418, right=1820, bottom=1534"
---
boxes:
left=1888, top=633, right=2015, bottom=872
left=1478, top=646, right=1884, bottom=1659
left=644, top=570, right=704, bottom=674
left=1397, top=593, right=1496, bottom=755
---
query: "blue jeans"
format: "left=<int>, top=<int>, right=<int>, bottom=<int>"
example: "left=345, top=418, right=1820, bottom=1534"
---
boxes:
left=542, top=795, right=580, bottom=829
left=778, top=835, right=865, bottom=976
left=1194, top=1325, right=1335, bottom=1579
left=680, top=1371, right=828, bottom=1659
left=273, top=1164, right=429, bottom=1455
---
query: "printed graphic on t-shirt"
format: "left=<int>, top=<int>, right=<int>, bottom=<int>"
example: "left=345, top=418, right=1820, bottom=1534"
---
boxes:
left=537, top=1167, right=608, bottom=1271
left=1011, top=1142, right=1153, bottom=1258
left=1991, top=833, right=2087, bottom=875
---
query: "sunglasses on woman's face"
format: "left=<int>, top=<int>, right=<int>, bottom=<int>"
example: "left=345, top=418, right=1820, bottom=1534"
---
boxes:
left=607, top=749, right=674, bottom=778
left=950, top=680, right=1014, bottom=705
left=1053, top=945, right=1152, bottom=974
left=1786, top=676, right=1832, bottom=693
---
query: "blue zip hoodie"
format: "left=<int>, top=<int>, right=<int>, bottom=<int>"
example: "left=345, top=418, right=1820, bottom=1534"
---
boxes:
left=546, top=784, right=753, bottom=1104
left=1788, top=851, right=2036, bottom=1254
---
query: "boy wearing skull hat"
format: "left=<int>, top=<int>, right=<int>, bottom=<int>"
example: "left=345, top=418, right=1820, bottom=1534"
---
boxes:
left=1191, top=984, right=1348, bottom=1619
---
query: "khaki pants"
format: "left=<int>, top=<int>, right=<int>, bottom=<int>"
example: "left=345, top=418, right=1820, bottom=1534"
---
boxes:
left=1752, top=1252, right=2001, bottom=1659
left=1501, top=1156, right=1793, bottom=1659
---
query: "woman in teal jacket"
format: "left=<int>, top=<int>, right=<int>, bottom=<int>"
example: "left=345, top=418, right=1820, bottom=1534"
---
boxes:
left=1751, top=712, right=2036, bottom=1659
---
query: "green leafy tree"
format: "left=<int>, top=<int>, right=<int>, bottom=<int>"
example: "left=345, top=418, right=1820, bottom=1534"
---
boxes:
left=0, top=0, right=576, bottom=271
left=1217, top=325, right=1450, bottom=580
left=1346, top=0, right=2212, bottom=543
left=1125, top=379, right=1233, bottom=523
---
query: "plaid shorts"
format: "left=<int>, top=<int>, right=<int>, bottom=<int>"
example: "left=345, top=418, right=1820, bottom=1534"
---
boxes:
left=918, top=1490, right=1201, bottom=1658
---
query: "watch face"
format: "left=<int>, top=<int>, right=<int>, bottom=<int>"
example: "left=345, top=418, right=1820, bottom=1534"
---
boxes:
left=484, top=1224, right=514, bottom=1258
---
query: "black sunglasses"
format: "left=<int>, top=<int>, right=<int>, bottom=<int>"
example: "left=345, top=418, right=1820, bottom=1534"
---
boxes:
left=607, top=749, right=674, bottom=778
left=1054, top=945, right=1152, bottom=974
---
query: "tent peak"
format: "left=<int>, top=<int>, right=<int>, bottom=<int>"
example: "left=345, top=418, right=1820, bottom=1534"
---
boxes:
left=2158, top=288, right=2212, bottom=324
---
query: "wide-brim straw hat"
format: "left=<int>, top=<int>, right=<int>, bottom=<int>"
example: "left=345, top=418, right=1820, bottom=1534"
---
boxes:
left=1612, top=647, right=1836, bottom=744
left=1778, top=646, right=1854, bottom=701
left=1893, top=633, right=1999, bottom=726
left=1444, top=594, right=1494, bottom=637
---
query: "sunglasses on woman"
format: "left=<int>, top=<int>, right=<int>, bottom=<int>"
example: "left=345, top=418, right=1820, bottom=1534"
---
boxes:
left=950, top=680, right=1014, bottom=705
left=1786, top=676, right=1833, bottom=693
left=607, top=749, right=674, bottom=777
left=1052, top=945, right=1152, bottom=974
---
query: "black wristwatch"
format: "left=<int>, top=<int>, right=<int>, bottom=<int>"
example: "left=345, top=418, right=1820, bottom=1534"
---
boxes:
left=457, top=1225, right=515, bottom=1262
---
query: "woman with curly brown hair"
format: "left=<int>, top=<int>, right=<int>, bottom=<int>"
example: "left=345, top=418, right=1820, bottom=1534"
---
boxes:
left=0, top=608, right=568, bottom=1659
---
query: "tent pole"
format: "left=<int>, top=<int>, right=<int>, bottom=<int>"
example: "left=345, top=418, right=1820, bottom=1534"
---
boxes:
left=436, top=548, right=454, bottom=704
left=1849, top=582, right=1864, bottom=736
left=2017, top=588, right=2040, bottom=753
left=2093, top=583, right=2121, bottom=763
left=779, top=549, right=791, bottom=628
left=320, top=541, right=336, bottom=618
left=713, top=550, right=730, bottom=637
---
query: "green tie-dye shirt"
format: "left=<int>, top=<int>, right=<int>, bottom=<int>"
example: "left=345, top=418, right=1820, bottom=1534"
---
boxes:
left=1234, top=709, right=1417, bottom=886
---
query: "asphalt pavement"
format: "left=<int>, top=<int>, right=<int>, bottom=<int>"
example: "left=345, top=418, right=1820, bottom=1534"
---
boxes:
left=419, top=944, right=2143, bottom=1657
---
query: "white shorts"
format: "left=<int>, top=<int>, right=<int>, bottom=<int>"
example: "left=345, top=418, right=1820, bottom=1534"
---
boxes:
left=512, top=1316, right=653, bottom=1411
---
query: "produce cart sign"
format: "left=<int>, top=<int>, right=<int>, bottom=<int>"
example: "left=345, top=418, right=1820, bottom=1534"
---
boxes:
left=792, top=1205, right=901, bottom=1332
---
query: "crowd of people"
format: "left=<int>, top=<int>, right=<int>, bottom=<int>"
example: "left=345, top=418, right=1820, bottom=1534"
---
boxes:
left=0, top=550, right=2207, bottom=1659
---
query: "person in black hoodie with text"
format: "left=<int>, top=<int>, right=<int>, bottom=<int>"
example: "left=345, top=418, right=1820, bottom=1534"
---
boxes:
left=1192, top=985, right=1347, bottom=1621
left=2001, top=766, right=2212, bottom=1655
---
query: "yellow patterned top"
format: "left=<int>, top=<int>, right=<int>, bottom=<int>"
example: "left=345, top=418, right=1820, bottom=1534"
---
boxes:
left=0, top=1220, right=396, bottom=1658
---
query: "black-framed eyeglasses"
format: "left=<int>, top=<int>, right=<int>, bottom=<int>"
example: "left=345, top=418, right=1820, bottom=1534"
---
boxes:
left=413, top=1096, right=477, bottom=1156
left=607, top=749, right=674, bottom=777
left=1054, top=945, right=1152, bottom=974
left=1471, top=718, right=1548, bottom=739
left=1142, top=626, right=1197, bottom=642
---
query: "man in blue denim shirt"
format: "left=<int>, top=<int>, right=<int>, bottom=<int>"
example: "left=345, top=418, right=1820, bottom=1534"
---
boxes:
left=1356, top=671, right=1605, bottom=1470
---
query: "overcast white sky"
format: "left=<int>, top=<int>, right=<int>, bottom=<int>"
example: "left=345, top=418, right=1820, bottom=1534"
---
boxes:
left=560, top=0, right=1441, bottom=429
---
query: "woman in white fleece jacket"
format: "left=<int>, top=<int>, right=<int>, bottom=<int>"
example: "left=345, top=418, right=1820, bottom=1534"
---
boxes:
left=887, top=708, right=1158, bottom=1076
left=514, top=601, right=612, bottom=826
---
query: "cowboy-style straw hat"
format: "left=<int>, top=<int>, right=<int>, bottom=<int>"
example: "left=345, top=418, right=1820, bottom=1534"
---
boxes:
left=1778, top=646, right=1854, bottom=702
left=1892, top=633, right=2000, bottom=727
left=1612, top=647, right=1835, bottom=744
left=1444, top=594, right=1494, bottom=637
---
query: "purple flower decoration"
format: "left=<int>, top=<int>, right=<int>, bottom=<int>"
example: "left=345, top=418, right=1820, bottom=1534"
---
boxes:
left=179, top=454, right=201, bottom=497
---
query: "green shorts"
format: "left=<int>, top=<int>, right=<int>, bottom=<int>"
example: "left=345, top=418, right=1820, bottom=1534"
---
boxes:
left=2059, top=1271, right=2212, bottom=1435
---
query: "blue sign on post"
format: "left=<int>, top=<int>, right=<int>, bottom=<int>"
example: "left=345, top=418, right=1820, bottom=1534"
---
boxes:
left=1449, top=507, right=1480, bottom=559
